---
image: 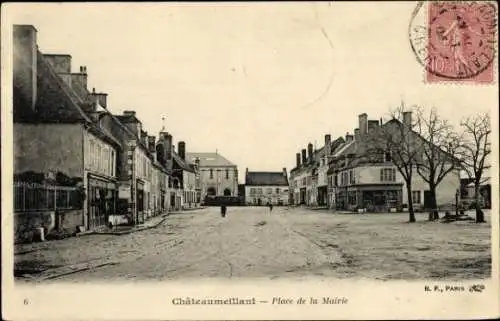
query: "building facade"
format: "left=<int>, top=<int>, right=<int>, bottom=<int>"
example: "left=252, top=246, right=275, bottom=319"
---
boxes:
left=245, top=169, right=289, bottom=206
left=13, top=25, right=122, bottom=234
left=289, top=136, right=344, bottom=207
left=13, top=25, right=177, bottom=240
left=186, top=152, right=238, bottom=202
left=328, top=113, right=461, bottom=212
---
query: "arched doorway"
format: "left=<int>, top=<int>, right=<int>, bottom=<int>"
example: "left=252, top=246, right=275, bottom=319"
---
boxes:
left=207, top=187, right=216, bottom=196
left=223, top=188, right=231, bottom=196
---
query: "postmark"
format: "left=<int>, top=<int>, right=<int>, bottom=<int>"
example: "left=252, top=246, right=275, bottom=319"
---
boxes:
left=409, top=1, right=497, bottom=83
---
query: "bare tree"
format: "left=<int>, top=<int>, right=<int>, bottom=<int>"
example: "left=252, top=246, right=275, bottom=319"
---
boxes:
left=364, top=103, right=421, bottom=222
left=458, top=113, right=491, bottom=223
left=414, top=107, right=462, bottom=221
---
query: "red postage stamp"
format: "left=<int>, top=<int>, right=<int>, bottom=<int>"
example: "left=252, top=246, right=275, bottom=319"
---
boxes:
left=410, top=1, right=497, bottom=84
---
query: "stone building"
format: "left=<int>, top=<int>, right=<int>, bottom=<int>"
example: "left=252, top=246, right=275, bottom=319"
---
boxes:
left=328, top=113, right=461, bottom=212
left=13, top=25, right=173, bottom=241
left=289, top=136, right=344, bottom=207
left=13, top=25, right=121, bottom=234
left=244, top=169, right=289, bottom=206
left=186, top=152, right=238, bottom=202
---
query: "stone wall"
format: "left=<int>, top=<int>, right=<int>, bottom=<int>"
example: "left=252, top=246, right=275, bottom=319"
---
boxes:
left=15, top=209, right=83, bottom=243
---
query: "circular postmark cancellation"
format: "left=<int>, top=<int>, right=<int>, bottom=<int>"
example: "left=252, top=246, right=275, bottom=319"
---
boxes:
left=409, top=1, right=497, bottom=82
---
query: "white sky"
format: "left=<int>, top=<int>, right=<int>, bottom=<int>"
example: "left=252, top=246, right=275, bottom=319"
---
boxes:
left=4, top=2, right=498, bottom=182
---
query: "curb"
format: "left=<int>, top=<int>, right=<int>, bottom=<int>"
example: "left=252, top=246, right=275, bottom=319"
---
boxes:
left=77, top=214, right=169, bottom=237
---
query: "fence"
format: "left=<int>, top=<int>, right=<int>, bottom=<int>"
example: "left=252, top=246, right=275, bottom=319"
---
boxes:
left=14, top=181, right=82, bottom=212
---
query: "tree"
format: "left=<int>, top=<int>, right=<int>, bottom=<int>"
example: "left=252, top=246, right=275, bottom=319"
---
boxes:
left=365, top=103, right=421, bottom=222
left=414, top=107, right=462, bottom=221
left=458, top=113, right=491, bottom=223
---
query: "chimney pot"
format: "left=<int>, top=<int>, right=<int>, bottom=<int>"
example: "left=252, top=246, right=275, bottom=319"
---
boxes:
left=301, top=149, right=307, bottom=164
left=307, top=143, right=313, bottom=161
left=296, top=153, right=301, bottom=168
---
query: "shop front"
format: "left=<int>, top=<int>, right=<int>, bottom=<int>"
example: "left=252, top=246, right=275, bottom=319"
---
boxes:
left=86, top=173, right=117, bottom=230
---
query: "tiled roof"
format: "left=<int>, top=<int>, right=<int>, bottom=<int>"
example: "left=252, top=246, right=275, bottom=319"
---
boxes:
left=186, top=152, right=236, bottom=167
left=291, top=136, right=345, bottom=173
left=172, top=152, right=195, bottom=173
left=14, top=51, right=91, bottom=123
left=245, top=171, right=288, bottom=186
left=14, top=51, right=123, bottom=150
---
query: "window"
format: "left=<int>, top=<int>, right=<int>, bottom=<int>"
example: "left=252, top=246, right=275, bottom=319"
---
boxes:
left=349, top=170, right=355, bottom=185
left=225, top=169, right=229, bottom=179
left=276, top=188, right=280, bottom=194
left=250, top=188, right=256, bottom=195
left=257, top=188, right=263, bottom=195
left=412, top=191, right=421, bottom=204
left=210, top=169, right=213, bottom=179
left=266, top=188, right=273, bottom=194
left=380, top=168, right=396, bottom=182
left=334, top=175, right=338, bottom=187
left=385, top=151, right=392, bottom=162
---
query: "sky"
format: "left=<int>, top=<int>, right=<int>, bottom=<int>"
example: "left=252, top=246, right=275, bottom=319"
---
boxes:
left=4, top=2, right=498, bottom=182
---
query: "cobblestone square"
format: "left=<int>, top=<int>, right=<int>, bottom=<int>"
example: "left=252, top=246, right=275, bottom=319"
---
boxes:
left=14, top=207, right=491, bottom=283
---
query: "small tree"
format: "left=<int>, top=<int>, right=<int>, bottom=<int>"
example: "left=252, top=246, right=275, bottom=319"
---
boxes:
left=365, top=103, right=421, bottom=222
left=414, top=107, right=462, bottom=221
left=458, top=113, right=491, bottom=223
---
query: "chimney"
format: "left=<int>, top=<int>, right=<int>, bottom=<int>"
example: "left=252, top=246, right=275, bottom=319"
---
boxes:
left=90, top=91, right=108, bottom=108
left=368, top=120, right=379, bottom=133
left=307, top=143, right=313, bottom=162
left=283, top=167, right=287, bottom=177
left=13, top=25, right=38, bottom=112
left=43, top=54, right=72, bottom=87
left=325, top=134, right=332, bottom=155
left=71, top=66, right=88, bottom=93
left=403, top=111, right=412, bottom=127
left=301, top=149, right=307, bottom=164
left=140, top=130, right=148, bottom=146
left=123, top=110, right=136, bottom=117
left=354, top=128, right=360, bottom=142
left=296, top=153, right=301, bottom=168
left=358, top=113, right=368, bottom=136
left=147, top=136, right=155, bottom=150
left=178, top=141, right=186, bottom=160
left=159, top=132, right=173, bottom=162
left=345, top=132, right=354, bottom=143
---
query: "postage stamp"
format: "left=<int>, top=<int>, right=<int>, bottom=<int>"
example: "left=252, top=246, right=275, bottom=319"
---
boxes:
left=409, top=1, right=497, bottom=84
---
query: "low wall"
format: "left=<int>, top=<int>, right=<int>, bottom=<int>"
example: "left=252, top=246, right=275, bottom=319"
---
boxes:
left=15, top=209, right=83, bottom=243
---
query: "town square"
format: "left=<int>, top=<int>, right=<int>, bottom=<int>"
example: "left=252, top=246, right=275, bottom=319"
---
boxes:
left=5, top=2, right=495, bottom=285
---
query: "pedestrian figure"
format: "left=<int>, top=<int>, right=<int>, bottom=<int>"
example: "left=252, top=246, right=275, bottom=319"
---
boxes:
left=269, top=203, right=273, bottom=212
left=221, top=205, right=227, bottom=218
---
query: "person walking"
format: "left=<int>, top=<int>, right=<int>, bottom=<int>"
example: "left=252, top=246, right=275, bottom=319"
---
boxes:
left=269, top=203, right=273, bottom=212
left=221, top=205, right=227, bottom=218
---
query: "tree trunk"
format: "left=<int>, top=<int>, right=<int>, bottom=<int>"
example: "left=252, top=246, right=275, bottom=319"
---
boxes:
left=406, top=183, right=416, bottom=222
left=427, top=186, right=439, bottom=221
left=475, top=183, right=485, bottom=223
